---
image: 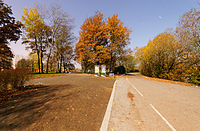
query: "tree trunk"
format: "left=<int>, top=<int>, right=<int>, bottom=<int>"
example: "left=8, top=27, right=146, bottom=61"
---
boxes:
left=110, top=53, right=116, bottom=72
left=35, top=38, right=41, bottom=74
left=83, top=66, right=87, bottom=73
left=37, top=50, right=40, bottom=73
left=59, top=55, right=62, bottom=73
left=57, top=59, right=59, bottom=73
left=110, top=53, right=113, bottom=72
left=40, top=44, right=44, bottom=74
left=46, top=47, right=52, bottom=74
left=63, top=57, right=65, bottom=73
left=83, top=62, right=88, bottom=73
left=40, top=52, right=43, bottom=73
left=46, top=58, right=49, bottom=74
left=63, top=62, right=66, bottom=73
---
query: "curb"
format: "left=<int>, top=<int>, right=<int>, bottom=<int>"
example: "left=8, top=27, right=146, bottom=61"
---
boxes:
left=100, top=79, right=117, bottom=131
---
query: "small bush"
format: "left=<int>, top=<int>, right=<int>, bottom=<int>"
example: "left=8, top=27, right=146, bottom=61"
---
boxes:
left=0, top=69, right=31, bottom=91
left=114, top=66, right=126, bottom=74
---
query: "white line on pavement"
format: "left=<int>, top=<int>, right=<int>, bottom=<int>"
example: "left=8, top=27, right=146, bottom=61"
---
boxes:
left=150, top=104, right=176, bottom=131
left=100, top=79, right=118, bottom=131
left=126, top=78, right=144, bottom=97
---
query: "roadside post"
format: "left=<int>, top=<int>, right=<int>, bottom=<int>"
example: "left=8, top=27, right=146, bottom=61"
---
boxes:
left=95, top=65, right=100, bottom=76
left=109, top=73, right=114, bottom=78
left=101, top=65, right=106, bottom=77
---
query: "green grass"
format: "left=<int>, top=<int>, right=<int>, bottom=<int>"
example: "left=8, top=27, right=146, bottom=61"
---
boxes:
left=31, top=72, right=68, bottom=79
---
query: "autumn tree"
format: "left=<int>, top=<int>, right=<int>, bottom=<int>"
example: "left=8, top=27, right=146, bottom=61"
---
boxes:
left=64, top=45, right=73, bottom=69
left=29, top=53, right=39, bottom=72
left=136, top=8, right=200, bottom=84
left=107, top=14, right=131, bottom=71
left=0, top=44, right=13, bottom=70
left=136, top=33, right=179, bottom=79
left=76, top=11, right=131, bottom=72
left=175, top=8, right=200, bottom=83
left=0, top=0, right=22, bottom=70
left=54, top=24, right=74, bottom=73
left=43, top=5, right=73, bottom=73
left=76, top=11, right=108, bottom=72
left=16, top=58, right=33, bottom=70
left=21, top=7, right=46, bottom=73
left=121, top=54, right=136, bottom=72
left=22, top=4, right=74, bottom=73
left=36, top=5, right=74, bottom=73
left=176, top=9, right=200, bottom=65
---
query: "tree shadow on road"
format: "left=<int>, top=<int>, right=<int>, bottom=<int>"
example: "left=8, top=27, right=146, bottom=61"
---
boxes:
left=0, top=84, right=72, bottom=130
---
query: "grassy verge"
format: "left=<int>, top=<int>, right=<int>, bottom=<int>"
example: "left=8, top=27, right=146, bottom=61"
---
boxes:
left=31, top=72, right=69, bottom=79
left=140, top=74, right=198, bottom=87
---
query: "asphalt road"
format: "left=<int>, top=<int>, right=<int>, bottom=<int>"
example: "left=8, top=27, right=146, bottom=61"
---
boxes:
left=108, top=75, right=200, bottom=131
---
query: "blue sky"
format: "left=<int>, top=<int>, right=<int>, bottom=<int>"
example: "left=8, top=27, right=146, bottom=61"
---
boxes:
left=5, top=0, right=200, bottom=64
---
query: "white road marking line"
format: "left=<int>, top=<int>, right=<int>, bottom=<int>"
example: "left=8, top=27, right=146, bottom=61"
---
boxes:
left=100, top=79, right=118, bottom=131
left=126, top=78, right=144, bottom=97
left=150, top=104, right=176, bottom=131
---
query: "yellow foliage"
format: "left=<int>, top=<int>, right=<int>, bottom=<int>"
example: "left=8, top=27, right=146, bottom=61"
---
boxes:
left=21, top=7, right=45, bottom=39
left=75, top=11, right=131, bottom=71
left=136, top=33, right=179, bottom=78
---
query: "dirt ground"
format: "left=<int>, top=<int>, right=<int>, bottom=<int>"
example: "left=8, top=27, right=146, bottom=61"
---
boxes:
left=0, top=74, right=114, bottom=131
